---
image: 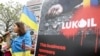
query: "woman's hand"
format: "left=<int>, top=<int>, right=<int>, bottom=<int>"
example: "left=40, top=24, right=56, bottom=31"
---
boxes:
left=22, top=45, right=32, bottom=50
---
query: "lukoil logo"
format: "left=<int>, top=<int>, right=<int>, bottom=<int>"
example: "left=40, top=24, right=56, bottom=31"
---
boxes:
left=62, top=18, right=97, bottom=29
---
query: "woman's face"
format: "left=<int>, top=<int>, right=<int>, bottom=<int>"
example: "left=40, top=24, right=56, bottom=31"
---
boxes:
left=13, top=24, right=19, bottom=33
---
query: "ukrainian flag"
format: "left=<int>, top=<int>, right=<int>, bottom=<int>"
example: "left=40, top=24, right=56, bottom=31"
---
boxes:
left=12, top=51, right=31, bottom=56
left=10, top=48, right=31, bottom=56
left=83, top=0, right=99, bottom=7
left=20, top=6, right=38, bottom=31
left=11, top=31, right=32, bottom=56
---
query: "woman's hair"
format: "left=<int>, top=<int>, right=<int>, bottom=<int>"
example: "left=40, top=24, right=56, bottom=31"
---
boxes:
left=15, top=22, right=26, bottom=36
left=0, top=37, right=3, bottom=43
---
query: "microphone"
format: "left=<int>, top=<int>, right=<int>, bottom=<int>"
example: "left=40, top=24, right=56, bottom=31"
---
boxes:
left=2, top=30, right=12, bottom=37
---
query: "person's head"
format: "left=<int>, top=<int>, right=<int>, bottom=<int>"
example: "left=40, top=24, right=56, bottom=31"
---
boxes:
left=13, top=22, right=26, bottom=36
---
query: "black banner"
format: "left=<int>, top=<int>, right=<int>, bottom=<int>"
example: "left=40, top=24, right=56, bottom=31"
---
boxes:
left=35, top=0, right=100, bottom=56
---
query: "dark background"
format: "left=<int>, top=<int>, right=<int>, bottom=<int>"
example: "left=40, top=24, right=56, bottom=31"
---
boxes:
left=35, top=34, right=100, bottom=56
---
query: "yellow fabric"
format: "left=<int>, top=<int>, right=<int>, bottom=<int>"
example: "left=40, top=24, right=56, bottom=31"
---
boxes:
left=83, top=0, right=90, bottom=7
left=20, top=13, right=39, bottom=31
left=9, top=48, right=12, bottom=53
left=12, top=51, right=31, bottom=56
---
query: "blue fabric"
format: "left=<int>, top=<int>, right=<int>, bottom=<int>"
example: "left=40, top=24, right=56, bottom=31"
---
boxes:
left=23, top=6, right=37, bottom=23
left=91, top=0, right=98, bottom=6
left=11, top=31, right=32, bottom=53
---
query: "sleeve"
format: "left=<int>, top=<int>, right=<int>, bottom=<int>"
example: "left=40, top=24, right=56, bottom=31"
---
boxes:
left=24, top=31, right=32, bottom=47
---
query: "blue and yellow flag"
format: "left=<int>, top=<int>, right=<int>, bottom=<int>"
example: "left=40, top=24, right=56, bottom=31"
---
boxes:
left=83, top=0, right=99, bottom=7
left=20, top=6, right=38, bottom=31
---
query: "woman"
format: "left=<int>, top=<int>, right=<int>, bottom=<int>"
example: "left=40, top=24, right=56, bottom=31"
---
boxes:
left=6, top=22, right=32, bottom=56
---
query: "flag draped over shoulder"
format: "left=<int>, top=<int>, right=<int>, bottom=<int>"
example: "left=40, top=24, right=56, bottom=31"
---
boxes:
left=12, top=51, right=31, bottom=56
left=20, top=6, right=38, bottom=31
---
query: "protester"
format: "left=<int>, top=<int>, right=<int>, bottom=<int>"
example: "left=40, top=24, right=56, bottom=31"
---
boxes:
left=2, top=41, right=12, bottom=56
left=5, top=22, right=32, bottom=56
left=0, top=36, right=3, bottom=56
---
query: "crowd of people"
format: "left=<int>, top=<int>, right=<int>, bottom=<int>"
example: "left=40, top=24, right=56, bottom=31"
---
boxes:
left=0, top=22, right=35, bottom=56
